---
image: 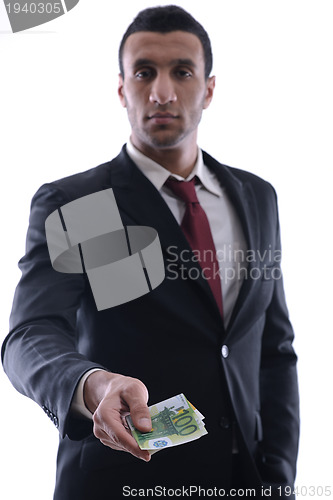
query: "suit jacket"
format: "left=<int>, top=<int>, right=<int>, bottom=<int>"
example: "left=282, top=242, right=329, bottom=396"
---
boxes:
left=2, top=146, right=299, bottom=499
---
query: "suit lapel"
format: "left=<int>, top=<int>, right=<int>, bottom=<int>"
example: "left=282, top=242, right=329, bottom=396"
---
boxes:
left=105, top=146, right=189, bottom=250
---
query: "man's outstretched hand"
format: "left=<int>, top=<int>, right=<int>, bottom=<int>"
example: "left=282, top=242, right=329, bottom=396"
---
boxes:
left=83, top=370, right=152, bottom=462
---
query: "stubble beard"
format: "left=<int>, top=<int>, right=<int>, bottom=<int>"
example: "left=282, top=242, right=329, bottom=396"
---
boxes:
left=126, top=101, right=204, bottom=150
left=145, top=125, right=186, bottom=149
left=145, top=104, right=205, bottom=149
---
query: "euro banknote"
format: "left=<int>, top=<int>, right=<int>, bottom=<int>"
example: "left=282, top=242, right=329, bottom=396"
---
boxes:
left=126, top=393, right=207, bottom=453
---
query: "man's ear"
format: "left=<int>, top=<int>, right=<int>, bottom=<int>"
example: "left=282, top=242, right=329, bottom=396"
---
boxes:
left=118, top=74, right=126, bottom=108
left=203, top=75, right=216, bottom=110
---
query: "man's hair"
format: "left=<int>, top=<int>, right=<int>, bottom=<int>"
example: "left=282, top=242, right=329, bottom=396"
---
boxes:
left=118, top=5, right=213, bottom=80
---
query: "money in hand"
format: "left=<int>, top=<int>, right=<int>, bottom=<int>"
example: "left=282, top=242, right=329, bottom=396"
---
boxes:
left=126, top=393, right=207, bottom=454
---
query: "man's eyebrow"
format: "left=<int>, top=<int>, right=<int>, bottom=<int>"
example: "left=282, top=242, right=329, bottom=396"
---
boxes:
left=132, top=58, right=155, bottom=69
left=172, top=58, right=197, bottom=68
left=132, top=58, right=197, bottom=69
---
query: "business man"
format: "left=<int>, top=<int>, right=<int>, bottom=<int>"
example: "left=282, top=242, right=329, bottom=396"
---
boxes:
left=2, top=5, right=299, bottom=499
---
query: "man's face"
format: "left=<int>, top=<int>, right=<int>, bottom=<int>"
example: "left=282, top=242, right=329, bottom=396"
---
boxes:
left=118, top=31, right=215, bottom=155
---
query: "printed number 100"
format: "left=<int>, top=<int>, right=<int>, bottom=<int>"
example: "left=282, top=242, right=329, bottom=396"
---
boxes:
left=173, top=409, right=198, bottom=436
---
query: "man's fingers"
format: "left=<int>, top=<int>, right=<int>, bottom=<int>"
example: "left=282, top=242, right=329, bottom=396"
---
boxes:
left=94, top=412, right=150, bottom=461
left=89, top=374, right=152, bottom=461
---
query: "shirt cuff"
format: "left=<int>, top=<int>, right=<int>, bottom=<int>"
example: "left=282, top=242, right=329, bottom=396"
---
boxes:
left=71, top=368, right=105, bottom=420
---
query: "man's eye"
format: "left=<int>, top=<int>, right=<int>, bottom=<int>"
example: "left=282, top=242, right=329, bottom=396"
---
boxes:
left=135, top=70, right=152, bottom=79
left=176, top=69, right=192, bottom=79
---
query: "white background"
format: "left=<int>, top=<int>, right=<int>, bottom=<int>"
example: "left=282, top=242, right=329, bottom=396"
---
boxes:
left=1, top=1, right=332, bottom=498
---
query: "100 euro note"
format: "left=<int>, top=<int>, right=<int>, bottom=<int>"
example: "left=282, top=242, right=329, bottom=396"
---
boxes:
left=126, top=393, right=207, bottom=454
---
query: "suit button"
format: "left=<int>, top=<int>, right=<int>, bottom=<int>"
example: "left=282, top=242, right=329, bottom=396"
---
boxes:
left=221, top=345, right=229, bottom=358
left=219, top=417, right=230, bottom=429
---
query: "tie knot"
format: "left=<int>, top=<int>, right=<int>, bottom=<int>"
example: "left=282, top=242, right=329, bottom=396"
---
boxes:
left=165, top=177, right=199, bottom=204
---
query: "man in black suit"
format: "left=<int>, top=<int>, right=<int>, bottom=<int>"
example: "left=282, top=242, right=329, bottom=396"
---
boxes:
left=2, top=5, right=299, bottom=499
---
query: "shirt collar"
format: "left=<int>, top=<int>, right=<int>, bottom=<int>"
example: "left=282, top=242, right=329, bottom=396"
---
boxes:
left=126, top=139, right=222, bottom=197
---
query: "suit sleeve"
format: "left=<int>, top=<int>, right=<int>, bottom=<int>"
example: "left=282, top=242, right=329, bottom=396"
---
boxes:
left=258, top=188, right=300, bottom=493
left=1, top=184, right=106, bottom=440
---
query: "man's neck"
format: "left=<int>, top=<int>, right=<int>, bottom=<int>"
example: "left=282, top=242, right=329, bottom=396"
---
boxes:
left=130, top=136, right=198, bottom=179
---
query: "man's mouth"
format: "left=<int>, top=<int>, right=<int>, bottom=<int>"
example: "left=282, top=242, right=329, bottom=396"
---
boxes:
left=148, top=113, right=178, bottom=124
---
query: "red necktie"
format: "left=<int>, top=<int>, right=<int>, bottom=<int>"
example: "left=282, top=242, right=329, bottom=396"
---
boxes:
left=165, top=177, right=223, bottom=316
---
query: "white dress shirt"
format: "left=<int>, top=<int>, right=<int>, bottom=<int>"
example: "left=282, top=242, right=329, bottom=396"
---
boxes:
left=71, top=140, right=247, bottom=419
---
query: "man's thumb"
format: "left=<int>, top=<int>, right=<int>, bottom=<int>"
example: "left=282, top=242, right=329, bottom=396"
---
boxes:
left=131, top=406, right=152, bottom=433
left=125, top=378, right=152, bottom=432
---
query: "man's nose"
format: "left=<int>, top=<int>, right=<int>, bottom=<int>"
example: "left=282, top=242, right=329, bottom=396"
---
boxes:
left=149, top=74, right=177, bottom=105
